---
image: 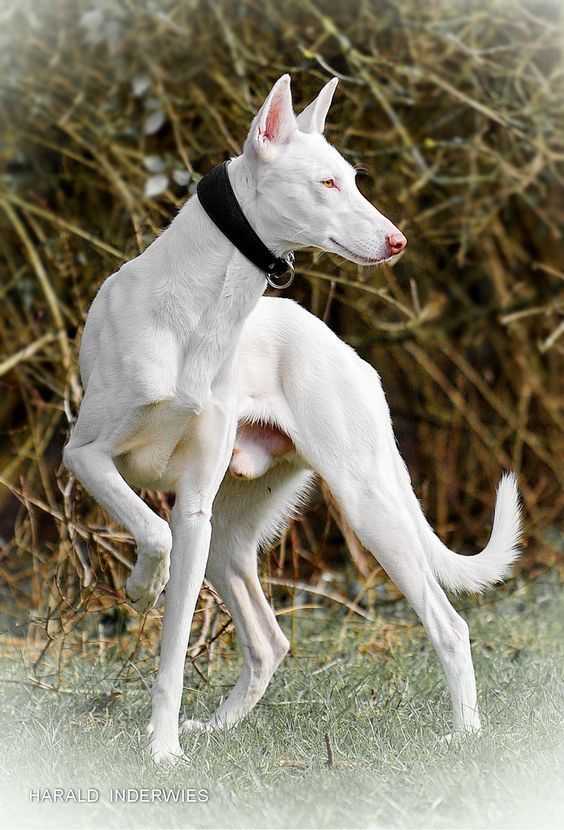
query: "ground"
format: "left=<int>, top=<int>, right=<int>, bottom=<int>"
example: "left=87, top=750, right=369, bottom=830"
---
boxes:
left=0, top=573, right=562, bottom=829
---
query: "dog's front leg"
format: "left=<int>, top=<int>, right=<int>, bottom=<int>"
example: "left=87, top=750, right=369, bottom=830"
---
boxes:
left=146, top=399, right=236, bottom=763
left=63, top=439, right=172, bottom=611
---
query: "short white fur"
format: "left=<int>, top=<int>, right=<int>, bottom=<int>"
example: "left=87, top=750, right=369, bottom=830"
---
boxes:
left=63, top=75, right=407, bottom=763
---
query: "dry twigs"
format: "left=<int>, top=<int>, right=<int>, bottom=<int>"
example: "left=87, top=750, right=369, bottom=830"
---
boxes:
left=0, top=0, right=562, bottom=661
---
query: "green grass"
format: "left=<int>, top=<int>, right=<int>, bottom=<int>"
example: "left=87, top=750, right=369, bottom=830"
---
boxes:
left=1, top=576, right=563, bottom=830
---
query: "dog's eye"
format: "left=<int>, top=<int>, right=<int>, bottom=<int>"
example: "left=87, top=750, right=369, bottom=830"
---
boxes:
left=321, top=179, right=336, bottom=189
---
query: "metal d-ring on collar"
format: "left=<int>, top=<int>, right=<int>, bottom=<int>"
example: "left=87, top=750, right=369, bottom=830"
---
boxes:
left=266, top=252, right=295, bottom=289
left=196, top=160, right=295, bottom=291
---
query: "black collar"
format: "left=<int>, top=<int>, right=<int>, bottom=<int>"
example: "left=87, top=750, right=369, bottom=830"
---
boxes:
left=196, top=161, right=295, bottom=289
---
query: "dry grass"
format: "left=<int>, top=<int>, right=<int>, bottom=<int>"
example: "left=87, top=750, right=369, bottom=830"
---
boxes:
left=0, top=0, right=562, bottom=654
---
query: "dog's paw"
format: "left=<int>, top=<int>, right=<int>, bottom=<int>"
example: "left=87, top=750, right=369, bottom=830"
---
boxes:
left=439, top=725, right=481, bottom=747
left=126, top=556, right=170, bottom=612
left=180, top=718, right=214, bottom=735
left=145, top=724, right=188, bottom=765
left=126, top=525, right=172, bottom=611
left=439, top=732, right=459, bottom=748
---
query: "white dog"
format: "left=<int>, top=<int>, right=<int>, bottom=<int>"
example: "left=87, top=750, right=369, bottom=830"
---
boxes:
left=189, top=297, right=521, bottom=741
left=63, top=76, right=407, bottom=762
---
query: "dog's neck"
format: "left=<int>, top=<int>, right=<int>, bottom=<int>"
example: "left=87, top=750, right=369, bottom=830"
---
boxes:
left=225, top=154, right=259, bottom=226
left=139, top=153, right=289, bottom=298
left=222, top=154, right=293, bottom=259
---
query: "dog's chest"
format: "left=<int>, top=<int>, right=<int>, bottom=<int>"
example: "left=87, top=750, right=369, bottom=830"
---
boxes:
left=172, top=261, right=266, bottom=406
left=112, top=263, right=264, bottom=489
left=103, top=255, right=265, bottom=411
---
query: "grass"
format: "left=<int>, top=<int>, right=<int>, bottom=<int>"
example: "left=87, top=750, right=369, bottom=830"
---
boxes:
left=0, top=574, right=563, bottom=829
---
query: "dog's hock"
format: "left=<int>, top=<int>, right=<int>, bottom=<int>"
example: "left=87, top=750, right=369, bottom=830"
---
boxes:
left=245, top=75, right=297, bottom=162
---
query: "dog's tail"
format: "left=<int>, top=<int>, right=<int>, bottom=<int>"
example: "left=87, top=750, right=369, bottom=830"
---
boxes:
left=420, top=473, right=522, bottom=593
left=396, top=452, right=522, bottom=592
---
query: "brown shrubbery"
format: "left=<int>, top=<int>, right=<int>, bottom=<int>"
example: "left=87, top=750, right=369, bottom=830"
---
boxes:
left=0, top=0, right=562, bottom=648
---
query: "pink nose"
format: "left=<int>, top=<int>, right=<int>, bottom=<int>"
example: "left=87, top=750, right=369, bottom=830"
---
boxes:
left=386, top=231, right=407, bottom=255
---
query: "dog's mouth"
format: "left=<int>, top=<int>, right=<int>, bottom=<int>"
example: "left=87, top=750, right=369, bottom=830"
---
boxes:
left=329, top=238, right=396, bottom=265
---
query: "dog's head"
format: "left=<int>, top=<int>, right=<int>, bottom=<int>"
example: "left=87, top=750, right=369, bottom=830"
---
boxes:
left=242, top=75, right=407, bottom=266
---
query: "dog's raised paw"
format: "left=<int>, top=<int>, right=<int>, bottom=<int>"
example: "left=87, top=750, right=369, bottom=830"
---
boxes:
left=126, top=558, right=170, bottom=612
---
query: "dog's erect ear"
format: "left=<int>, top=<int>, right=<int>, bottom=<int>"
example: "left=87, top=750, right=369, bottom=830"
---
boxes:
left=244, top=75, right=296, bottom=162
left=296, top=77, right=338, bottom=135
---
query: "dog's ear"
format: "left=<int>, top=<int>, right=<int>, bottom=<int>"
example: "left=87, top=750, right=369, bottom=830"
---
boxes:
left=244, top=75, right=296, bottom=162
left=296, top=77, right=338, bottom=134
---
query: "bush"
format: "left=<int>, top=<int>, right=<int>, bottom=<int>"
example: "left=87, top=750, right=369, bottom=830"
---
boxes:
left=0, top=0, right=562, bottom=640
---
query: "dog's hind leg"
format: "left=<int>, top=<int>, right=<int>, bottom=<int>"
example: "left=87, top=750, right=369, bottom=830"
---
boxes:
left=182, top=544, right=288, bottom=733
left=181, top=464, right=312, bottom=733
left=332, top=477, right=481, bottom=735
left=284, top=347, right=481, bottom=736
